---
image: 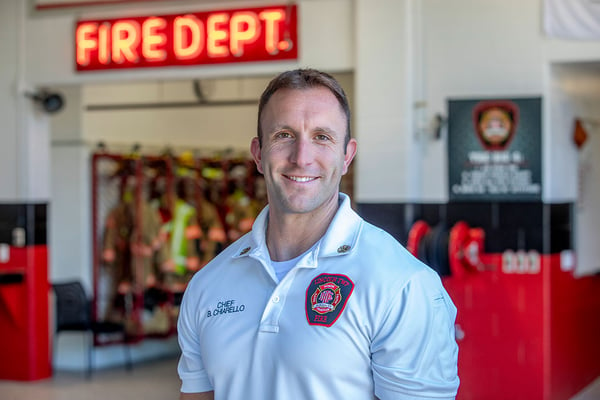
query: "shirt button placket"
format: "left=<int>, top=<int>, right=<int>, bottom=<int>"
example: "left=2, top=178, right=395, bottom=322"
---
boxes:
left=259, top=271, right=298, bottom=333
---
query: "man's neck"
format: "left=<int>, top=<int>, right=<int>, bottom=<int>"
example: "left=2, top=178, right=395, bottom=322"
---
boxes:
left=265, top=200, right=339, bottom=262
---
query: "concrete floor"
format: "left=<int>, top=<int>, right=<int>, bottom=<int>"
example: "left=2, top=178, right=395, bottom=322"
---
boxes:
left=0, top=356, right=181, bottom=400
left=0, top=356, right=598, bottom=400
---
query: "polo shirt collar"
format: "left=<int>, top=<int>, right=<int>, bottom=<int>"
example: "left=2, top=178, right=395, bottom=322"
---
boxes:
left=318, top=193, right=361, bottom=257
left=232, top=193, right=361, bottom=261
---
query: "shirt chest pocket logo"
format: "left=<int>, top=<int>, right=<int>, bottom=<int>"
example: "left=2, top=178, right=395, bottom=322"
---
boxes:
left=305, top=274, right=354, bottom=327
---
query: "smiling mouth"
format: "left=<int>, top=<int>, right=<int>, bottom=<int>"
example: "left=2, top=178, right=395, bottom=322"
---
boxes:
left=285, top=175, right=318, bottom=183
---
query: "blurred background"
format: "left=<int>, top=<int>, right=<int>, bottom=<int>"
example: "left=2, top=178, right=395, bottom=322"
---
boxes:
left=0, top=0, right=599, bottom=399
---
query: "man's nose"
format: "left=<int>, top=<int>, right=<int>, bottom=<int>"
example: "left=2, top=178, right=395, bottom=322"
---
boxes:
left=290, top=137, right=313, bottom=166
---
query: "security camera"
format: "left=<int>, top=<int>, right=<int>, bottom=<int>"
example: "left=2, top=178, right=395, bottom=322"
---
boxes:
left=25, top=90, right=65, bottom=114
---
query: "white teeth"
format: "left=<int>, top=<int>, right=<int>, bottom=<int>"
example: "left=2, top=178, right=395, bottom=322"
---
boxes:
left=289, top=176, right=314, bottom=182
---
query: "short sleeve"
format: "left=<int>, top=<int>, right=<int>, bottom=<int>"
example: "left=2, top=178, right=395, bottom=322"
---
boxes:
left=177, top=288, right=214, bottom=393
left=371, top=269, right=459, bottom=400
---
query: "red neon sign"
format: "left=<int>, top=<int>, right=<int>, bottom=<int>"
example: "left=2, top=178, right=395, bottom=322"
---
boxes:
left=75, top=5, right=298, bottom=71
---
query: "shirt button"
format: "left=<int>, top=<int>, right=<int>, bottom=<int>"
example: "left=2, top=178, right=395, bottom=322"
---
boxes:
left=272, top=296, right=280, bottom=303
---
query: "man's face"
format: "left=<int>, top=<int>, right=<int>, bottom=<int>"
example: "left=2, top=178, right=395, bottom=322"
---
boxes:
left=251, top=87, right=356, bottom=217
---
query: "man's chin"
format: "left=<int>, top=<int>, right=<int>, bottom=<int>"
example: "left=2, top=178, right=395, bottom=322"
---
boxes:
left=279, top=197, right=319, bottom=215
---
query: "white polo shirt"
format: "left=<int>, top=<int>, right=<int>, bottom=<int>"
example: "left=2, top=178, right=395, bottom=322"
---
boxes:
left=178, top=194, right=459, bottom=400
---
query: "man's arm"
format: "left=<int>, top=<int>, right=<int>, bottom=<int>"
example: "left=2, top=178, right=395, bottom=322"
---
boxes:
left=371, top=269, right=459, bottom=399
left=180, top=391, right=214, bottom=400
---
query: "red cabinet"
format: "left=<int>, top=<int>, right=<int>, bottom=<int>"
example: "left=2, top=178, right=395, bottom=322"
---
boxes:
left=0, top=205, right=51, bottom=381
left=444, top=253, right=600, bottom=400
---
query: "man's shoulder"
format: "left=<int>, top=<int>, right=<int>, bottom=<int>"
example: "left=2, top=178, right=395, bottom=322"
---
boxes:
left=356, top=220, right=406, bottom=255
left=351, top=219, right=441, bottom=283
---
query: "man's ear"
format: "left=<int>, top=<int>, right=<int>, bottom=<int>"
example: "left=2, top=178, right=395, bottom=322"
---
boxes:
left=342, top=138, right=357, bottom=175
left=250, top=136, right=264, bottom=174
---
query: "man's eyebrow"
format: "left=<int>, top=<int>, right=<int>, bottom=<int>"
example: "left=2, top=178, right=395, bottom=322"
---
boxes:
left=269, top=125, right=337, bottom=135
left=270, top=124, right=297, bottom=134
left=313, top=127, right=335, bottom=134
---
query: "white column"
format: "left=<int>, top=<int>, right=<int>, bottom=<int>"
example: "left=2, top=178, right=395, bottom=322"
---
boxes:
left=354, top=0, right=423, bottom=202
left=0, top=0, right=52, bottom=202
left=0, top=0, right=20, bottom=200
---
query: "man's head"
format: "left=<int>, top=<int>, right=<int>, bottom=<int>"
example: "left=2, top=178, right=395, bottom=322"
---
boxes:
left=256, top=69, right=352, bottom=148
left=250, top=68, right=357, bottom=218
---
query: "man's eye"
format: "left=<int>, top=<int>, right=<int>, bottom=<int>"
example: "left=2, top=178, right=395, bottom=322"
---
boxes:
left=276, top=131, right=292, bottom=139
left=315, top=134, right=330, bottom=141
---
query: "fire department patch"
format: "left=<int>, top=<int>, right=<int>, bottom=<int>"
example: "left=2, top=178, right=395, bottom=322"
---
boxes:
left=305, top=274, right=354, bottom=327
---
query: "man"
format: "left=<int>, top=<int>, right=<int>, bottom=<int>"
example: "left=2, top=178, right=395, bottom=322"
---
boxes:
left=177, top=69, right=459, bottom=400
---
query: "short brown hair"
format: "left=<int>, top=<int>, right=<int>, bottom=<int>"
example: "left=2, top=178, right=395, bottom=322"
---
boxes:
left=256, top=68, right=351, bottom=147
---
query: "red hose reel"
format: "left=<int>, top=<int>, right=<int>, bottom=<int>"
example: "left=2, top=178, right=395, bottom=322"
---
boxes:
left=407, top=220, right=486, bottom=277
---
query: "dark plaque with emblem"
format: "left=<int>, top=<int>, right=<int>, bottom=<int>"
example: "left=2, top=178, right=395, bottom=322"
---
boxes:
left=447, top=97, right=542, bottom=201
